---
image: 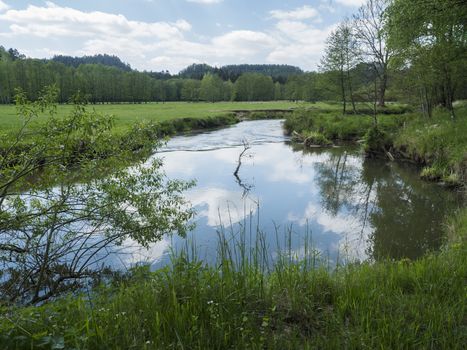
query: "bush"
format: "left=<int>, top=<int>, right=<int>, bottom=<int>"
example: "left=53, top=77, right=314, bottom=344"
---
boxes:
left=364, top=126, right=393, bottom=155
left=303, top=131, right=333, bottom=147
left=283, top=109, right=315, bottom=135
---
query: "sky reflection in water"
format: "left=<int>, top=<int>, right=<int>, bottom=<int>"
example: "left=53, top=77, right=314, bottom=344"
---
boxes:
left=120, top=120, right=461, bottom=269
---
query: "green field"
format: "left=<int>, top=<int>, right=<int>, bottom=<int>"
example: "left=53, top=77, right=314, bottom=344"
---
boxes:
left=0, top=101, right=323, bottom=134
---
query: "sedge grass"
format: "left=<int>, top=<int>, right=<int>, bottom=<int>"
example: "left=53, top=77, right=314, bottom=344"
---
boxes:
left=1, top=209, right=466, bottom=349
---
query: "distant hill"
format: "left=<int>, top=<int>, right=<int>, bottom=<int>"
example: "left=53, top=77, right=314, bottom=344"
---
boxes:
left=221, top=64, right=303, bottom=82
left=179, top=63, right=303, bottom=82
left=51, top=54, right=132, bottom=71
left=178, top=64, right=216, bottom=80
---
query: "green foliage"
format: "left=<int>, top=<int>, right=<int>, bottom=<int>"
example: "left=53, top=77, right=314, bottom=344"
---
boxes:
left=0, top=58, right=295, bottom=104
left=0, top=87, right=194, bottom=304
left=320, top=21, right=361, bottom=113
left=285, top=104, right=467, bottom=186
left=393, top=106, right=467, bottom=185
left=180, top=79, right=201, bottom=101
left=284, top=73, right=333, bottom=102
left=179, top=63, right=303, bottom=81
left=386, top=0, right=467, bottom=114
left=52, top=54, right=132, bottom=71
left=364, top=126, right=392, bottom=155
left=285, top=108, right=388, bottom=141
left=1, top=218, right=465, bottom=349
left=283, top=109, right=317, bottom=135
left=233, top=73, right=275, bottom=101
left=446, top=208, right=467, bottom=245
left=420, top=166, right=443, bottom=181
left=302, top=131, right=333, bottom=147
left=199, top=73, right=224, bottom=102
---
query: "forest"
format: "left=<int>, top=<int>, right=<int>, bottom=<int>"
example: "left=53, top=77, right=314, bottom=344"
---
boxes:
left=0, top=49, right=306, bottom=103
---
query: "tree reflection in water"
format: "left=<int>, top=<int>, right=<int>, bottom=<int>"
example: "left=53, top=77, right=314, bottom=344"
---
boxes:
left=308, top=146, right=461, bottom=261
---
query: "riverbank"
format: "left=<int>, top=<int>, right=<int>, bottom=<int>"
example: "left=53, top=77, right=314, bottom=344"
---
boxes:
left=0, top=101, right=314, bottom=134
left=1, top=208, right=465, bottom=349
left=284, top=103, right=467, bottom=188
left=0, top=101, right=300, bottom=170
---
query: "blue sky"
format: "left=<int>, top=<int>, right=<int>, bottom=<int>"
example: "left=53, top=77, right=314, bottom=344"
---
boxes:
left=0, top=0, right=365, bottom=72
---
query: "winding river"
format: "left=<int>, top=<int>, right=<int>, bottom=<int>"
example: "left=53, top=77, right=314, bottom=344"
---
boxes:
left=116, top=119, right=462, bottom=269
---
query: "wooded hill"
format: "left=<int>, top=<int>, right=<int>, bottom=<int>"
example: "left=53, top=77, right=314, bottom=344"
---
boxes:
left=178, top=63, right=303, bottom=82
left=51, top=54, right=132, bottom=72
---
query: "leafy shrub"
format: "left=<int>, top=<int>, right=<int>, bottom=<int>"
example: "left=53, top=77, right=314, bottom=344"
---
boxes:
left=364, top=126, right=393, bottom=155
left=303, top=131, right=333, bottom=146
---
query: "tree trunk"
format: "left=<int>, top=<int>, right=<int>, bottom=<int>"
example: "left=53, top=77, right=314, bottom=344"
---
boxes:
left=340, top=69, right=346, bottom=115
left=420, top=84, right=433, bottom=119
left=378, top=70, right=387, bottom=107
left=347, top=69, right=357, bottom=114
left=443, top=65, right=456, bottom=120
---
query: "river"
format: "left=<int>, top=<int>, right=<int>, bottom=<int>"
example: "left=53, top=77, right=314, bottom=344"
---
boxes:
left=116, top=119, right=462, bottom=269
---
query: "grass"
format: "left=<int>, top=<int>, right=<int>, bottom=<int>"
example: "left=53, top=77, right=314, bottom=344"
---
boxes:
left=0, top=101, right=319, bottom=135
left=1, top=209, right=466, bottom=349
left=283, top=106, right=407, bottom=141
left=284, top=103, right=467, bottom=187
left=0, top=101, right=316, bottom=168
left=393, top=107, right=467, bottom=186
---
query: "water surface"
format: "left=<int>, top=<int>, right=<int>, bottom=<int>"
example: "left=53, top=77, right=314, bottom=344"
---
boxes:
left=122, top=120, right=461, bottom=268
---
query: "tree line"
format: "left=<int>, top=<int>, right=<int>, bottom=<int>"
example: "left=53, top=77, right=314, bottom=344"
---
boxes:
left=0, top=47, right=312, bottom=104
left=0, top=46, right=394, bottom=105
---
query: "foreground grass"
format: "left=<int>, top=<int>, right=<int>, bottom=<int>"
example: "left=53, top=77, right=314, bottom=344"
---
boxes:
left=1, top=209, right=466, bottom=349
left=284, top=103, right=467, bottom=186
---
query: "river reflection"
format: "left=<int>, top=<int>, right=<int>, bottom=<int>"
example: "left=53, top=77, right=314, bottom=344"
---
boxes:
left=123, top=120, right=461, bottom=269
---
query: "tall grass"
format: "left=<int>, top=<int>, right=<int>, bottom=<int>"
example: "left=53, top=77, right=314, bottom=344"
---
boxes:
left=285, top=104, right=467, bottom=187
left=1, top=210, right=466, bottom=349
left=394, top=106, right=467, bottom=186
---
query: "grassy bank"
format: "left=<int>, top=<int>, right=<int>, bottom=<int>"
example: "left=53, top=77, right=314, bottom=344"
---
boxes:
left=0, top=100, right=309, bottom=168
left=0, top=101, right=316, bottom=134
left=284, top=103, right=467, bottom=187
left=1, top=209, right=466, bottom=349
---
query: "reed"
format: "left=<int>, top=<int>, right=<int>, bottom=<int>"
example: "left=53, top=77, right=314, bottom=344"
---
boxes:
left=1, top=209, right=465, bottom=349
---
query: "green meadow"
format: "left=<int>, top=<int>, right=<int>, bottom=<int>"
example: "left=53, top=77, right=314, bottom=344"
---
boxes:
left=0, top=101, right=321, bottom=134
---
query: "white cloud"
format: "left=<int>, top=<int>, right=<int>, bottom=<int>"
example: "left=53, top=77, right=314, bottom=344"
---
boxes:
left=266, top=19, right=337, bottom=69
left=0, top=1, right=339, bottom=72
left=174, top=19, right=192, bottom=31
left=0, top=0, right=9, bottom=12
left=0, top=2, right=190, bottom=40
left=335, top=0, right=366, bottom=7
left=212, top=30, right=276, bottom=57
left=186, top=0, right=223, bottom=4
left=288, top=201, right=372, bottom=261
left=270, top=5, right=319, bottom=21
left=188, top=188, right=258, bottom=227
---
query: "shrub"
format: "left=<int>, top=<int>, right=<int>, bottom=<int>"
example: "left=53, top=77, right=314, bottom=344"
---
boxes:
left=303, top=131, right=333, bottom=147
left=364, top=126, right=392, bottom=155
